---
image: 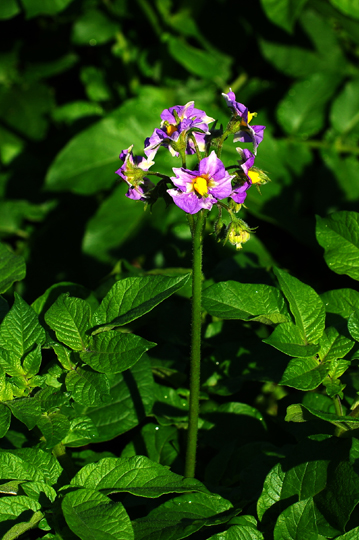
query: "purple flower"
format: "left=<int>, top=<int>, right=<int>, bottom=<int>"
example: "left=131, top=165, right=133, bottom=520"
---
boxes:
left=230, top=149, right=256, bottom=204
left=167, top=151, right=235, bottom=214
left=144, top=101, right=214, bottom=160
left=115, top=145, right=154, bottom=201
left=222, top=89, right=266, bottom=153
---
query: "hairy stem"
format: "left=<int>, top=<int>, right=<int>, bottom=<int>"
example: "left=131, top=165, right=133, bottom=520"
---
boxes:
left=185, top=210, right=206, bottom=478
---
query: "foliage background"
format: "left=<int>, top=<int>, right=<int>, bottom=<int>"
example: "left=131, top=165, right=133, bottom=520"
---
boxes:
left=1, top=0, right=358, bottom=301
left=1, top=0, right=359, bottom=537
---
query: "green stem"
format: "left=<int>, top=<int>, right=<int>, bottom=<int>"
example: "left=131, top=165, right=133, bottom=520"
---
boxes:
left=185, top=210, right=206, bottom=478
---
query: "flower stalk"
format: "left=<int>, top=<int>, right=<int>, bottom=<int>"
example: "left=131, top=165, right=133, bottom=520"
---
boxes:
left=185, top=209, right=206, bottom=478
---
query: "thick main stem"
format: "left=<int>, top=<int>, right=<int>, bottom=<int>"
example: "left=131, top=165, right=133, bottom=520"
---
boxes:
left=185, top=210, right=205, bottom=478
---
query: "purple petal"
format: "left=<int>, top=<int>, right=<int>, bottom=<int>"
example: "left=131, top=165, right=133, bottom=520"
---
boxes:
left=167, top=189, right=215, bottom=214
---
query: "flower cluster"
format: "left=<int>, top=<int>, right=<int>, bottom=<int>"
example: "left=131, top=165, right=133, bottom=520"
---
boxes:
left=115, top=90, right=269, bottom=248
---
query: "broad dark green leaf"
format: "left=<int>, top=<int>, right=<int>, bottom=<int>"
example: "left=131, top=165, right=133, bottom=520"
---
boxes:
left=0, top=294, right=45, bottom=359
left=82, top=184, right=146, bottom=263
left=0, top=448, right=62, bottom=484
left=21, top=481, right=56, bottom=503
left=45, top=294, right=91, bottom=351
left=121, top=423, right=180, bottom=468
left=276, top=73, right=339, bottom=136
left=330, top=79, right=359, bottom=134
left=168, top=36, right=232, bottom=83
left=273, top=498, right=328, bottom=540
left=80, top=354, right=155, bottom=442
left=93, top=273, right=190, bottom=328
left=0, top=243, right=26, bottom=294
left=263, top=322, right=320, bottom=357
left=0, top=403, right=11, bottom=437
left=62, top=488, right=133, bottom=540
left=329, top=0, right=359, bottom=19
left=20, top=0, right=75, bottom=18
left=202, top=281, right=289, bottom=325
left=274, top=268, right=325, bottom=343
left=72, top=9, right=118, bottom=45
left=132, top=491, right=233, bottom=540
left=0, top=495, right=41, bottom=523
left=70, top=455, right=208, bottom=497
left=80, top=331, right=155, bottom=373
left=0, top=0, right=20, bottom=19
left=319, top=326, right=354, bottom=361
left=37, top=412, right=70, bottom=449
left=66, top=366, right=111, bottom=406
left=348, top=309, right=359, bottom=341
left=6, top=398, right=42, bottom=430
left=260, top=0, right=308, bottom=32
left=279, top=357, right=329, bottom=390
left=320, top=289, right=359, bottom=318
left=207, top=520, right=264, bottom=540
left=45, top=87, right=172, bottom=195
left=315, top=460, right=359, bottom=531
left=0, top=82, right=54, bottom=140
left=316, top=212, right=359, bottom=280
left=62, top=417, right=99, bottom=447
left=285, top=403, right=359, bottom=432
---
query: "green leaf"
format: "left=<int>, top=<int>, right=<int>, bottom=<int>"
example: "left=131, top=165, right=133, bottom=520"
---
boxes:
left=21, top=481, right=56, bottom=503
left=6, top=398, right=42, bottom=430
left=62, top=416, right=99, bottom=447
left=279, top=357, right=329, bottom=390
left=0, top=0, right=20, bottom=19
left=321, top=289, right=359, bottom=318
left=329, top=0, right=359, bottom=19
left=0, top=495, right=41, bottom=522
left=122, top=423, right=180, bottom=468
left=72, top=9, right=119, bottom=45
left=0, top=448, right=62, bottom=484
left=0, top=403, right=11, bottom=437
left=348, top=310, right=359, bottom=341
left=132, top=491, right=233, bottom=540
left=167, top=36, right=232, bottom=83
left=257, top=438, right=338, bottom=522
left=207, top=522, right=264, bottom=540
left=0, top=82, right=54, bottom=140
left=263, top=322, right=320, bottom=357
left=70, top=455, right=208, bottom=497
left=202, top=281, right=289, bottom=325
left=80, top=353, right=155, bottom=442
left=259, top=39, right=323, bottom=78
left=52, top=100, right=103, bottom=124
left=20, top=0, right=75, bottom=18
left=260, top=0, right=308, bottom=32
left=93, top=273, right=191, bottom=328
left=80, top=331, right=155, bottom=373
left=274, top=268, right=326, bottom=343
left=319, top=327, right=354, bottom=361
left=335, top=527, right=359, bottom=539
left=285, top=403, right=359, bottom=431
left=273, top=498, right=322, bottom=540
left=45, top=88, right=172, bottom=195
left=45, top=294, right=91, bottom=351
left=330, top=78, right=359, bottom=133
left=316, top=212, right=359, bottom=280
left=82, top=185, right=146, bottom=263
left=22, top=344, right=42, bottom=376
left=0, top=294, right=45, bottom=358
left=276, top=73, right=339, bottom=136
left=315, top=460, right=359, bottom=531
left=0, top=243, right=26, bottom=294
left=66, top=366, right=111, bottom=406
left=37, top=412, right=70, bottom=449
left=62, top=488, right=133, bottom=540
left=81, top=66, right=111, bottom=102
